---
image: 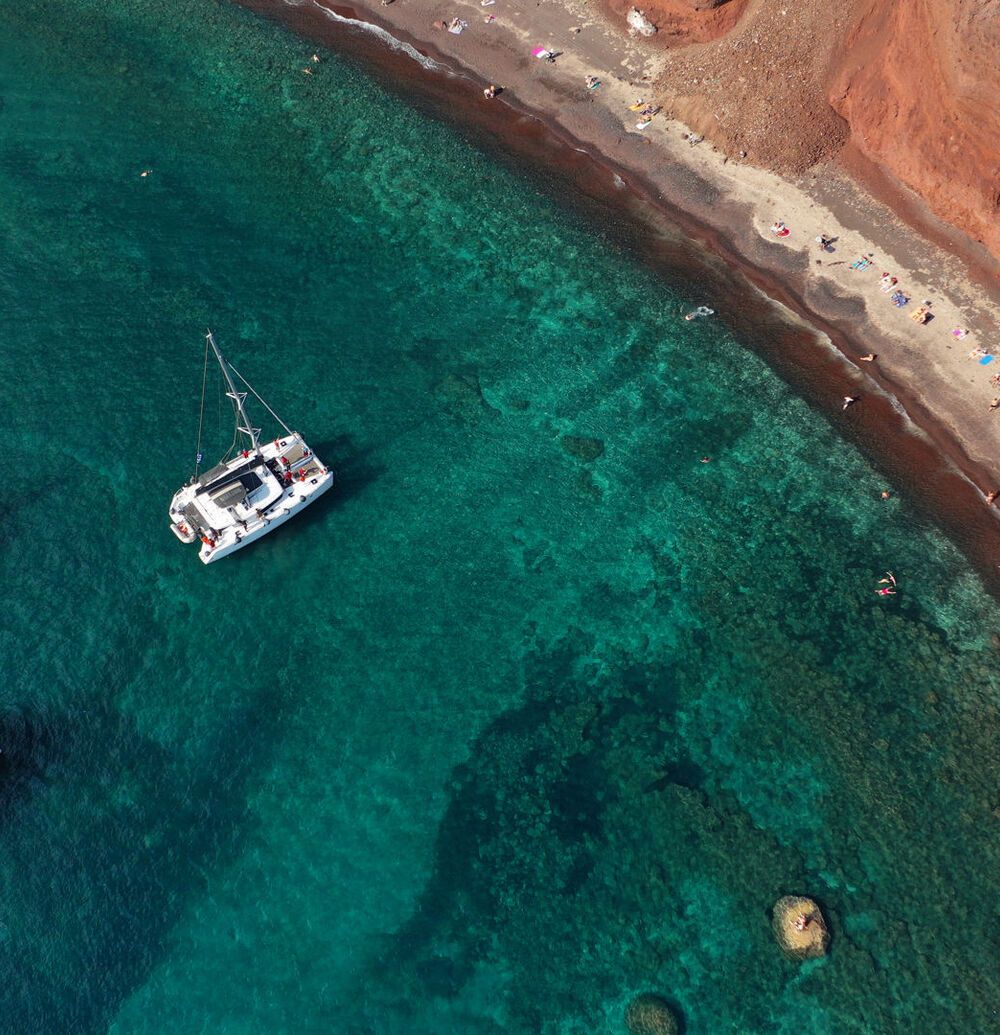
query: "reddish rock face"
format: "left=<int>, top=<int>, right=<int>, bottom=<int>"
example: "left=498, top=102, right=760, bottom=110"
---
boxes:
left=600, top=0, right=1000, bottom=260
left=602, top=0, right=747, bottom=44
left=829, top=1, right=1000, bottom=257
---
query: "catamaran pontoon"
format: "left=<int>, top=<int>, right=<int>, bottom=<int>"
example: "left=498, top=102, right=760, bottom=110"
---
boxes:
left=168, top=331, right=333, bottom=563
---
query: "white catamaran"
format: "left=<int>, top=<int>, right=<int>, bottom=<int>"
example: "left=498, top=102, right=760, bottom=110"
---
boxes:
left=168, top=331, right=334, bottom=563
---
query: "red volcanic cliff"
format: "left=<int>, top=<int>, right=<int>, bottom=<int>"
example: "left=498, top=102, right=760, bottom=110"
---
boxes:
left=602, top=0, right=1000, bottom=259
left=828, top=1, right=1000, bottom=258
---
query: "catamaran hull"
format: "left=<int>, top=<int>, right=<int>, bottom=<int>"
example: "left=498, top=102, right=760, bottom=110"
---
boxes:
left=199, top=470, right=334, bottom=563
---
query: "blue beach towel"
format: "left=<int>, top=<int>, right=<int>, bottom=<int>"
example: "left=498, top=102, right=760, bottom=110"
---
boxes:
left=980, top=355, right=994, bottom=365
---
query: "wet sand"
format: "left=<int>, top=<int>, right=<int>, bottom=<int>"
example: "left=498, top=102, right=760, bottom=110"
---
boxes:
left=234, top=0, right=1000, bottom=591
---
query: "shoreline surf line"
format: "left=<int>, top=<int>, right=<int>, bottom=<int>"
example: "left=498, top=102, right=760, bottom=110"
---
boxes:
left=234, top=0, right=1000, bottom=594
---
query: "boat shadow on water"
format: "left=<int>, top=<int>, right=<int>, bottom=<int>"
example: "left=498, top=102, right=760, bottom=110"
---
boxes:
left=305, top=433, right=387, bottom=516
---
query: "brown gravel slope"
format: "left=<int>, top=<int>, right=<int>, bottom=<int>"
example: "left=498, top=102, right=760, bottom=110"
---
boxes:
left=600, top=0, right=1000, bottom=259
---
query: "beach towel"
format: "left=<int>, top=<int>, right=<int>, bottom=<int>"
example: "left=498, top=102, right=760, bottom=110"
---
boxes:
left=532, top=46, right=551, bottom=58
left=981, top=355, right=995, bottom=365
left=850, top=258, right=872, bottom=270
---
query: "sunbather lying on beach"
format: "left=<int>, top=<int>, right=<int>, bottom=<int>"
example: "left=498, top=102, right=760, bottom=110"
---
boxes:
left=892, top=293, right=910, bottom=307
left=910, top=306, right=930, bottom=323
left=879, top=275, right=898, bottom=292
left=850, top=257, right=872, bottom=270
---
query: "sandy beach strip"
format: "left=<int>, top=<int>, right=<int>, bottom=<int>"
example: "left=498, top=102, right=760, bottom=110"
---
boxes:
left=236, top=0, right=1000, bottom=583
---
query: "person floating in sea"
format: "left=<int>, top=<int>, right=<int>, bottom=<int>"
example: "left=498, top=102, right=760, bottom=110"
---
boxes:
left=878, top=571, right=897, bottom=588
left=842, top=395, right=858, bottom=411
left=699, top=456, right=712, bottom=464
left=139, top=169, right=152, bottom=178
left=684, top=306, right=714, bottom=321
left=880, top=490, right=891, bottom=500
left=876, top=586, right=896, bottom=597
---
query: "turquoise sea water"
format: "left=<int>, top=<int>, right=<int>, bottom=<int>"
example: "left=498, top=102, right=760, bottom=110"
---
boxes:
left=1, top=2, right=999, bottom=1032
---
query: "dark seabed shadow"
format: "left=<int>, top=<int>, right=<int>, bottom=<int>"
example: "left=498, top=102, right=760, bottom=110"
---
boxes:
left=0, top=607, right=289, bottom=1033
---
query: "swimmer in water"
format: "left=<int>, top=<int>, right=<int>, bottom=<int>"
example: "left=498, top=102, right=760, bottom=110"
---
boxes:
left=842, top=395, right=858, bottom=411
left=878, top=571, right=897, bottom=587
left=876, top=587, right=896, bottom=597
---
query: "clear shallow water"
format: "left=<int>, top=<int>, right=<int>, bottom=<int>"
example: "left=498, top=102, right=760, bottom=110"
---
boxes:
left=1, top=2, right=999, bottom=1032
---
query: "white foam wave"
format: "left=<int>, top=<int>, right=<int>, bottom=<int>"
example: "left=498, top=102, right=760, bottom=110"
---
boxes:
left=297, top=0, right=445, bottom=72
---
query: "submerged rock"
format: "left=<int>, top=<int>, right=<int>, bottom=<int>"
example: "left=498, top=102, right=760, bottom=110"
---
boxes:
left=772, top=895, right=829, bottom=960
left=561, top=434, right=605, bottom=461
left=625, top=994, right=679, bottom=1035
left=0, top=707, right=52, bottom=814
left=432, top=371, right=498, bottom=421
left=627, top=8, right=658, bottom=37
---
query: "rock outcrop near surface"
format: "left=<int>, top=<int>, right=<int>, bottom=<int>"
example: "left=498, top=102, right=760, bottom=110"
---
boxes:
left=602, top=0, right=1000, bottom=259
left=772, top=896, right=830, bottom=960
left=625, top=993, right=680, bottom=1035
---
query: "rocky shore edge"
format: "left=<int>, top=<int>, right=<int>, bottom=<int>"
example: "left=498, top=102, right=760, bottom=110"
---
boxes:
left=235, top=0, right=1000, bottom=591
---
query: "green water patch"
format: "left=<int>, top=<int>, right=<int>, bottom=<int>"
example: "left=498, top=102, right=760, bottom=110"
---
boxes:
left=0, top=1, right=998, bottom=1032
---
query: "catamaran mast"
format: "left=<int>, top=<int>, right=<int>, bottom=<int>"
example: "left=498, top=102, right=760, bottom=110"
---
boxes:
left=206, top=330, right=261, bottom=454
